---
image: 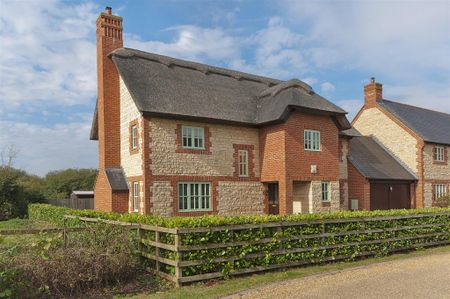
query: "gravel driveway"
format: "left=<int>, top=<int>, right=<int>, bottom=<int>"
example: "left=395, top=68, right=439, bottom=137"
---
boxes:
left=225, top=251, right=450, bottom=299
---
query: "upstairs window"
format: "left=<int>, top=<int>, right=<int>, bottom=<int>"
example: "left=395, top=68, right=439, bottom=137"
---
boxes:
left=182, top=126, right=204, bottom=149
left=238, top=150, right=249, bottom=177
left=304, top=130, right=321, bottom=151
left=178, top=182, right=211, bottom=212
left=434, top=184, right=446, bottom=200
left=321, top=181, right=330, bottom=202
left=131, top=125, right=138, bottom=150
left=434, top=145, right=445, bottom=162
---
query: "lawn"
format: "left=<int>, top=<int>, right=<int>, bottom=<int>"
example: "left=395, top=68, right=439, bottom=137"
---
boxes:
left=126, top=245, right=450, bottom=299
left=0, top=218, right=55, bottom=230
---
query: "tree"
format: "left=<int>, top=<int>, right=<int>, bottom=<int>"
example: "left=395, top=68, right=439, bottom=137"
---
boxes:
left=43, top=169, right=97, bottom=199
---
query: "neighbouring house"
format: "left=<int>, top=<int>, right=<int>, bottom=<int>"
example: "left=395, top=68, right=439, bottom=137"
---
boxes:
left=352, top=78, right=450, bottom=209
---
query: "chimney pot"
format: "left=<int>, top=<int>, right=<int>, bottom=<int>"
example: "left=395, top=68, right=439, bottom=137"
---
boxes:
left=105, top=6, right=112, bottom=15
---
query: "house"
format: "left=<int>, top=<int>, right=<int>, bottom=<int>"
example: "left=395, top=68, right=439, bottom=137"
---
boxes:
left=90, top=7, right=356, bottom=216
left=352, top=78, right=450, bottom=208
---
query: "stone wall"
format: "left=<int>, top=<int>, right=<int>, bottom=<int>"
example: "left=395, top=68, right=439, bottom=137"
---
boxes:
left=353, top=107, right=418, bottom=173
left=310, top=181, right=340, bottom=213
left=149, top=118, right=260, bottom=177
left=423, top=144, right=450, bottom=180
left=217, top=182, right=265, bottom=215
left=149, top=181, right=173, bottom=217
left=120, top=78, right=143, bottom=178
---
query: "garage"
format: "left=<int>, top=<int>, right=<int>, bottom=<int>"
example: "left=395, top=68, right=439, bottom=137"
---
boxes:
left=370, top=181, right=411, bottom=210
left=348, top=136, right=417, bottom=210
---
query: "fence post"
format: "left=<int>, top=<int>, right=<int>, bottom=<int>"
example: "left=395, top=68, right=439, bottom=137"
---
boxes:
left=63, top=217, right=67, bottom=248
left=155, top=230, right=160, bottom=273
left=174, top=230, right=182, bottom=287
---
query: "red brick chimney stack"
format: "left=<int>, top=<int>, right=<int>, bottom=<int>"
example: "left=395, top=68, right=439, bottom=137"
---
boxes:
left=96, top=6, right=122, bottom=170
left=364, top=77, right=383, bottom=107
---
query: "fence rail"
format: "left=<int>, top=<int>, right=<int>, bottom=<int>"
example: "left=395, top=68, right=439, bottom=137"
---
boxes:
left=64, top=212, right=450, bottom=286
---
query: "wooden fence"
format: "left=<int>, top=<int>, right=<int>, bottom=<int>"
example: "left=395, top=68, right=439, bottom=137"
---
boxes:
left=64, top=212, right=450, bottom=286
left=46, top=197, right=94, bottom=210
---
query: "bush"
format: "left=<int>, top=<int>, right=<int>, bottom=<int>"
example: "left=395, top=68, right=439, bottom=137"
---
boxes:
left=29, top=203, right=450, bottom=228
left=0, top=223, right=140, bottom=298
left=435, top=195, right=450, bottom=208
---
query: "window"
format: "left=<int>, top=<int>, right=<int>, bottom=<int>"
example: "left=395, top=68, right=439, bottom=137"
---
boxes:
left=435, top=184, right=447, bottom=199
left=182, top=126, right=204, bottom=149
left=238, top=150, right=249, bottom=177
left=133, top=182, right=139, bottom=212
left=321, top=181, right=330, bottom=202
left=131, top=125, right=138, bottom=150
left=434, top=146, right=445, bottom=162
left=304, top=130, right=321, bottom=151
left=178, top=182, right=211, bottom=212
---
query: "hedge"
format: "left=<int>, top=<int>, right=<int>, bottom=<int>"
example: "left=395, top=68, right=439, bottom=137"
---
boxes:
left=29, top=203, right=450, bottom=228
left=28, top=204, right=450, bottom=284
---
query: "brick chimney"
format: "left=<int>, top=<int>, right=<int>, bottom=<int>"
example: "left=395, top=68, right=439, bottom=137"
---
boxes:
left=364, top=77, right=383, bottom=107
left=96, top=7, right=122, bottom=170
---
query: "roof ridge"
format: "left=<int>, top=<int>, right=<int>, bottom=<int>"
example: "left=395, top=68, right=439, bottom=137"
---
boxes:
left=259, top=79, right=313, bottom=98
left=111, top=47, right=282, bottom=86
left=381, top=99, right=450, bottom=117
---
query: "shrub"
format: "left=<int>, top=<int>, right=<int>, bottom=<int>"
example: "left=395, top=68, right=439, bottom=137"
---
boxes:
left=435, top=195, right=450, bottom=208
left=29, top=203, right=450, bottom=228
left=0, top=224, right=140, bottom=298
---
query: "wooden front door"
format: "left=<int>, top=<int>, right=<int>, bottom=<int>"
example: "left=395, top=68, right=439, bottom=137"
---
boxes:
left=268, top=183, right=279, bottom=215
left=370, top=182, right=411, bottom=210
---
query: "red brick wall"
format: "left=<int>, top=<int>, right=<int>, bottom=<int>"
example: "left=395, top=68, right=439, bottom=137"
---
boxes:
left=348, top=161, right=371, bottom=210
left=259, top=111, right=341, bottom=215
left=93, top=170, right=112, bottom=211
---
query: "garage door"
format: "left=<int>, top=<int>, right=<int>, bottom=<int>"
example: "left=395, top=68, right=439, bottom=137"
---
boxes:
left=370, top=182, right=411, bottom=210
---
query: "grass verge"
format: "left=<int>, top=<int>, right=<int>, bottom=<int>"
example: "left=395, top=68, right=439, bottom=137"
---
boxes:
left=127, top=245, right=450, bottom=299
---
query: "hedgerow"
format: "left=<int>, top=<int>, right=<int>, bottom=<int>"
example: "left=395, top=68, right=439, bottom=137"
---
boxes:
left=28, top=203, right=450, bottom=228
left=28, top=204, right=450, bottom=283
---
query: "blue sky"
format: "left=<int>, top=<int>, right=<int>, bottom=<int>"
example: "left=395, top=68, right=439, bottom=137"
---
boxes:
left=0, top=0, right=449, bottom=176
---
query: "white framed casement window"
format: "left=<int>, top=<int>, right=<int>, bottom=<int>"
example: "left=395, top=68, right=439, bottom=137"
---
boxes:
left=178, top=182, right=211, bottom=212
left=304, top=129, right=321, bottom=151
left=133, top=182, right=139, bottom=212
left=238, top=150, right=249, bottom=177
left=131, top=125, right=138, bottom=149
left=434, top=184, right=446, bottom=199
left=321, top=181, right=330, bottom=202
left=182, top=126, right=205, bottom=149
left=434, top=145, right=445, bottom=162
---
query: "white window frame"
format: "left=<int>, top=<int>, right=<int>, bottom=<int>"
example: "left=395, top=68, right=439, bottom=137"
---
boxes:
left=435, top=145, right=445, bottom=162
left=182, top=126, right=205, bottom=149
left=133, top=182, right=139, bottom=212
left=304, top=129, right=321, bottom=151
left=238, top=150, right=249, bottom=177
left=178, top=182, right=211, bottom=212
left=321, top=181, right=330, bottom=202
left=131, top=125, right=138, bottom=149
left=435, top=184, right=447, bottom=199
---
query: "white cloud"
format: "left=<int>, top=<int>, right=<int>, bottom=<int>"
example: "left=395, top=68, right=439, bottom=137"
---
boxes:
left=320, top=82, right=335, bottom=95
left=0, top=120, right=97, bottom=176
left=125, top=26, right=239, bottom=62
left=280, top=0, right=450, bottom=112
left=0, top=0, right=98, bottom=111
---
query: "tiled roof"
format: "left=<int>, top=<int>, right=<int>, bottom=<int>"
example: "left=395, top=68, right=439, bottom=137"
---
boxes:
left=105, top=168, right=129, bottom=191
left=349, top=136, right=418, bottom=181
left=378, top=100, right=450, bottom=145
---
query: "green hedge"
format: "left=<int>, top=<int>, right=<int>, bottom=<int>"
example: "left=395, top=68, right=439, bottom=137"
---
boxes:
left=28, top=204, right=450, bottom=282
left=29, top=203, right=450, bottom=228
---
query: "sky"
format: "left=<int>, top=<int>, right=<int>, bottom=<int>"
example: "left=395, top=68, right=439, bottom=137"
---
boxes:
left=0, top=0, right=449, bottom=176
